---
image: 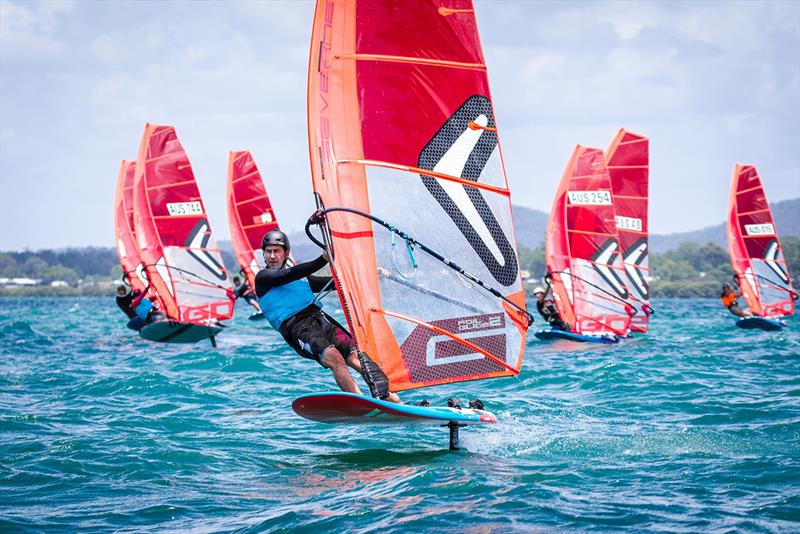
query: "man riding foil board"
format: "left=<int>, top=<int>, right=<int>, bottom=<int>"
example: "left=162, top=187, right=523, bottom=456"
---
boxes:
left=254, top=230, right=402, bottom=403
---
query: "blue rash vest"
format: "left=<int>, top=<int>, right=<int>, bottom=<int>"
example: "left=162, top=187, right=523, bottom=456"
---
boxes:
left=135, top=298, right=154, bottom=321
left=254, top=255, right=331, bottom=331
left=258, top=279, right=318, bottom=330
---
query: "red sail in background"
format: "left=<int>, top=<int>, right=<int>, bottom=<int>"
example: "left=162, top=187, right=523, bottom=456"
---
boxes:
left=727, top=164, right=795, bottom=318
left=546, top=146, right=633, bottom=337
left=132, top=124, right=234, bottom=324
left=113, top=160, right=148, bottom=293
left=226, top=150, right=283, bottom=290
left=308, top=0, right=528, bottom=392
left=606, top=129, right=650, bottom=332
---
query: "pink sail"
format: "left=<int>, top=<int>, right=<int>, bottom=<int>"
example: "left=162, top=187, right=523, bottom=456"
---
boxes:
left=606, top=129, right=650, bottom=332
left=226, top=150, right=284, bottom=290
left=727, top=164, right=795, bottom=318
left=546, top=146, right=633, bottom=337
left=113, top=160, right=148, bottom=293
left=132, top=124, right=234, bottom=324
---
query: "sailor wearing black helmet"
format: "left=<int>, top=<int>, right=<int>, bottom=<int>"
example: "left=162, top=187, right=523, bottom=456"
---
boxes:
left=533, top=283, right=570, bottom=331
left=720, top=281, right=752, bottom=318
left=254, top=230, right=402, bottom=403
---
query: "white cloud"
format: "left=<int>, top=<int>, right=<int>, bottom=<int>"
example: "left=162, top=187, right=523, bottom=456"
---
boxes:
left=0, top=0, right=73, bottom=60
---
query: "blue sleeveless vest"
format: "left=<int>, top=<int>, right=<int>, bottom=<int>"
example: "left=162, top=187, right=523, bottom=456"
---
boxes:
left=259, top=278, right=318, bottom=330
left=135, top=298, right=154, bottom=321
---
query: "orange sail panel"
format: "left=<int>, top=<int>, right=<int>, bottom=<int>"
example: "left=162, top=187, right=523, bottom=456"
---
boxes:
left=606, top=129, right=650, bottom=332
left=307, top=0, right=528, bottom=392
left=727, top=164, right=795, bottom=318
left=226, top=150, right=282, bottom=289
left=132, top=124, right=234, bottom=324
left=546, top=146, right=633, bottom=337
left=114, top=160, right=148, bottom=293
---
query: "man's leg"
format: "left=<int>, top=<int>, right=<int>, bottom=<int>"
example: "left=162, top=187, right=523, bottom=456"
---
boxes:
left=344, top=350, right=402, bottom=403
left=321, top=346, right=362, bottom=394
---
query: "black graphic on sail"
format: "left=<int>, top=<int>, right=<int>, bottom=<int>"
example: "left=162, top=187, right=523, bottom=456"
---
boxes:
left=417, top=95, right=517, bottom=287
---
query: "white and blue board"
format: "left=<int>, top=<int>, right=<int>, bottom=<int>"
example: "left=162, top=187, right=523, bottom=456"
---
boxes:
left=534, top=328, right=619, bottom=344
left=292, top=392, right=496, bottom=426
left=735, top=316, right=787, bottom=331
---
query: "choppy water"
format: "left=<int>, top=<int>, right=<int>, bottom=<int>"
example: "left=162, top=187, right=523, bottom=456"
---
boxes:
left=1, top=297, right=798, bottom=532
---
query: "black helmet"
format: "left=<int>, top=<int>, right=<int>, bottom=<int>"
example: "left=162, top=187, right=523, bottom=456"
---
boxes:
left=261, top=229, right=290, bottom=251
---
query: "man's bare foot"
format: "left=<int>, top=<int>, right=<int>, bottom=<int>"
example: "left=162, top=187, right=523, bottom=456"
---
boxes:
left=386, top=391, right=402, bottom=404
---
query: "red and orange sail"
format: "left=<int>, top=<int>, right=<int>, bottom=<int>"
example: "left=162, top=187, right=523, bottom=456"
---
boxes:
left=307, top=0, right=528, bottom=392
left=226, top=150, right=283, bottom=290
left=113, top=160, right=148, bottom=293
left=132, top=124, right=234, bottom=325
left=606, top=129, right=650, bottom=332
left=546, top=146, right=633, bottom=337
left=727, top=164, right=795, bottom=318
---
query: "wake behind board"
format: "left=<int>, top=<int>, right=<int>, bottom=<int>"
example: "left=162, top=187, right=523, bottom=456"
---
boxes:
left=735, top=316, right=786, bottom=331
left=292, top=392, right=496, bottom=425
left=139, top=321, right=222, bottom=344
left=534, top=329, right=619, bottom=344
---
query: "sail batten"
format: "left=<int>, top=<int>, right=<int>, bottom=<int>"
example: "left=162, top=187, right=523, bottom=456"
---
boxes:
left=308, top=0, right=528, bottom=392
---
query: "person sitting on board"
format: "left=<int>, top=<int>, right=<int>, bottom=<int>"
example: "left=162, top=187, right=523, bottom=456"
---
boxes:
left=115, top=280, right=164, bottom=331
left=720, top=282, right=753, bottom=318
left=533, top=284, right=571, bottom=331
left=232, top=275, right=262, bottom=315
left=254, top=230, right=402, bottom=403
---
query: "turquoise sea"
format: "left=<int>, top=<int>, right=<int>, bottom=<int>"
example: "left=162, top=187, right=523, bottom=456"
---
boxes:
left=1, top=297, right=798, bottom=532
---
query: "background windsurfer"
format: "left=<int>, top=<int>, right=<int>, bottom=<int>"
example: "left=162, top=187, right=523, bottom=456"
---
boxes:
left=534, top=281, right=571, bottom=331
left=720, top=282, right=753, bottom=318
left=254, top=230, right=401, bottom=403
left=232, top=274, right=262, bottom=315
left=115, top=280, right=163, bottom=331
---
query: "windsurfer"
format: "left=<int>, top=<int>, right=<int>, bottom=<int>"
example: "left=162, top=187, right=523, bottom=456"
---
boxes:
left=254, top=230, right=401, bottom=403
left=115, top=280, right=163, bottom=331
left=533, top=282, right=570, bottom=331
left=232, top=275, right=262, bottom=315
left=720, top=282, right=752, bottom=318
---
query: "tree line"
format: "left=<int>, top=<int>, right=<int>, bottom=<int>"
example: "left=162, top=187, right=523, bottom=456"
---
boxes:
left=1, top=237, right=798, bottom=298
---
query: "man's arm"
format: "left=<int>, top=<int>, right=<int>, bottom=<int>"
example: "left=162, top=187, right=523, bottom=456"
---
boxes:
left=308, top=274, right=333, bottom=293
left=255, top=255, right=328, bottom=296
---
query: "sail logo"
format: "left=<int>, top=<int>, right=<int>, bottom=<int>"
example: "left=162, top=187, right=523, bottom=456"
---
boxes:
left=616, top=216, right=642, bottom=232
left=744, top=223, right=775, bottom=236
left=401, top=313, right=509, bottom=382
left=591, top=238, right=629, bottom=299
left=457, top=315, right=503, bottom=332
left=764, top=239, right=790, bottom=284
left=185, top=219, right=227, bottom=281
left=167, top=201, right=203, bottom=216
left=568, top=191, right=612, bottom=205
left=418, top=95, right=518, bottom=287
left=623, top=238, right=649, bottom=300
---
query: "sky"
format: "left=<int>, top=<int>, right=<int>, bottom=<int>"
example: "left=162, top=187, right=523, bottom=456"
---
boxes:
left=1, top=0, right=798, bottom=251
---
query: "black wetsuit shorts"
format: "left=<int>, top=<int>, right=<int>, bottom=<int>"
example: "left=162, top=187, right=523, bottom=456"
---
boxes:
left=727, top=304, right=747, bottom=318
left=279, top=306, right=354, bottom=366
